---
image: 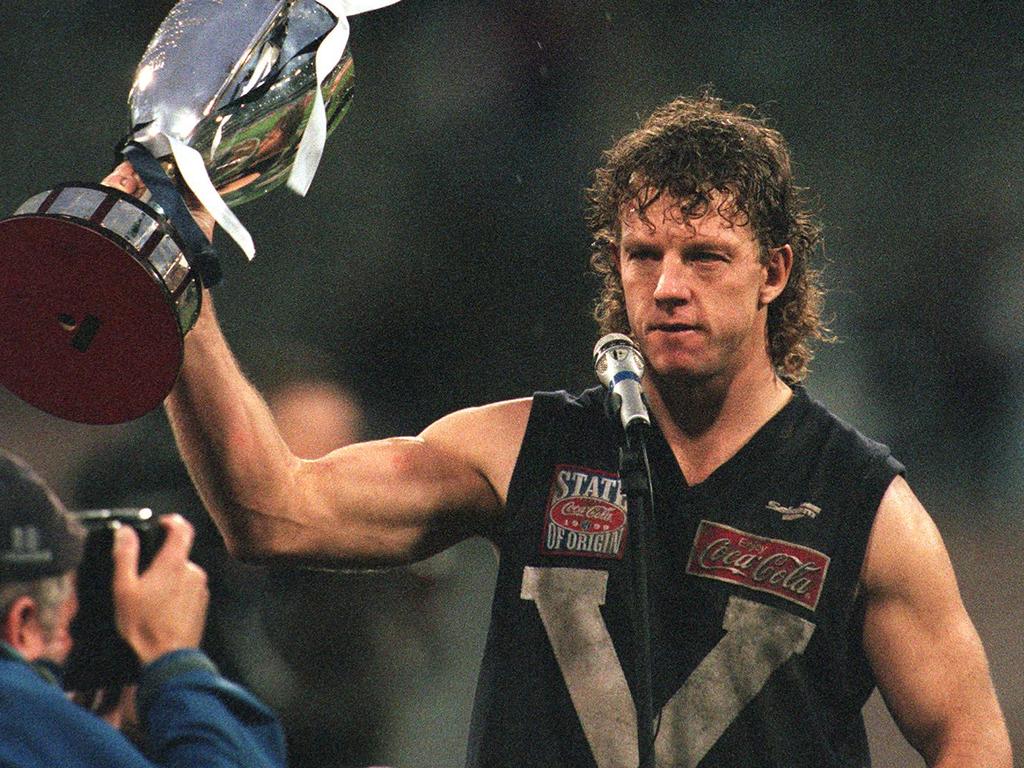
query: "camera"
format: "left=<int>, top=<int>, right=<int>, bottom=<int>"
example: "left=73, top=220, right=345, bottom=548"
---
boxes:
left=63, top=508, right=166, bottom=690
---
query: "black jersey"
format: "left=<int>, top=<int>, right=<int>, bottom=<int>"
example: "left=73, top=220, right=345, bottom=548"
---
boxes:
left=466, top=386, right=904, bottom=768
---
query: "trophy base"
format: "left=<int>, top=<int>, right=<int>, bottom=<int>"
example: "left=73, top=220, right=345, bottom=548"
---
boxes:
left=0, top=184, right=202, bottom=424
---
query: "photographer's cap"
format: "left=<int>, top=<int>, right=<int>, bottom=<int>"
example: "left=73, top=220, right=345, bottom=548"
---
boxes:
left=0, top=450, right=85, bottom=581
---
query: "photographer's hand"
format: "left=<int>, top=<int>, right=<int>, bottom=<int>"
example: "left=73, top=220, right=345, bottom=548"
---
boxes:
left=112, top=514, right=209, bottom=665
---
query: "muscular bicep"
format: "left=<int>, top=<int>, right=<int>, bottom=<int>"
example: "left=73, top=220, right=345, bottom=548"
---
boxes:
left=861, top=476, right=1010, bottom=766
left=259, top=397, right=531, bottom=567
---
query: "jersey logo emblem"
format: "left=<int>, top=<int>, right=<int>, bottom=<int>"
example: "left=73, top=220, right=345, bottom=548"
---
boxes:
left=685, top=520, right=830, bottom=610
left=766, top=500, right=821, bottom=521
left=542, top=465, right=627, bottom=559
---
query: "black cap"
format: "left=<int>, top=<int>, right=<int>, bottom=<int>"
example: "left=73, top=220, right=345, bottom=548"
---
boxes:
left=0, top=450, right=85, bottom=582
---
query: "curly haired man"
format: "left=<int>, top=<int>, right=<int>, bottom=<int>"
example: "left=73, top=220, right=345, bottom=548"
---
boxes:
left=106, top=93, right=1011, bottom=768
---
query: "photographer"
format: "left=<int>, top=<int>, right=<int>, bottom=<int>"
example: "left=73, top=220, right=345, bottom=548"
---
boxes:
left=0, top=449, right=286, bottom=768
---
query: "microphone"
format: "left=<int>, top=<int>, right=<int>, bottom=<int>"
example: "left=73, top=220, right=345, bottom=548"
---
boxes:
left=593, top=333, right=651, bottom=436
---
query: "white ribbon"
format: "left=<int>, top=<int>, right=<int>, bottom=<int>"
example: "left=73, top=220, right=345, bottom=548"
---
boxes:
left=287, top=0, right=402, bottom=196
left=168, top=136, right=256, bottom=259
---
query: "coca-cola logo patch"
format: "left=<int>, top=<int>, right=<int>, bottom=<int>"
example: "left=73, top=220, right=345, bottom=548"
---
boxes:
left=685, top=520, right=829, bottom=611
left=542, top=465, right=628, bottom=559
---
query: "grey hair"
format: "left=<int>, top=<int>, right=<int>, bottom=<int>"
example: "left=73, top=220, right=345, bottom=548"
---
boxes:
left=0, top=573, right=74, bottom=636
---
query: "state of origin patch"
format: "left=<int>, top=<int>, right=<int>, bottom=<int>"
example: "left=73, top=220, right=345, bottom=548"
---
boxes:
left=542, top=465, right=628, bottom=559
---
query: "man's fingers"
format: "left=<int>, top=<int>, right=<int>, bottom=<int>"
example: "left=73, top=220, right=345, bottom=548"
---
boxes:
left=111, top=523, right=141, bottom=592
left=110, top=514, right=208, bottom=663
left=100, top=160, right=215, bottom=242
left=148, top=514, right=195, bottom=572
left=101, top=160, right=144, bottom=195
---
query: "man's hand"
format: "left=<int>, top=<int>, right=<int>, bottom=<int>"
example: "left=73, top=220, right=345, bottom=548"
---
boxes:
left=112, top=514, right=209, bottom=665
left=101, top=160, right=215, bottom=243
left=100, top=162, right=145, bottom=198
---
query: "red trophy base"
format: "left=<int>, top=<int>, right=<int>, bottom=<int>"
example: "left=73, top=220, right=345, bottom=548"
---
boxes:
left=0, top=184, right=201, bottom=424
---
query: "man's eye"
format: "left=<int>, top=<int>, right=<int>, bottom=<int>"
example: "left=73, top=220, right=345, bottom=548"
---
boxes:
left=691, top=251, right=725, bottom=262
left=628, top=249, right=659, bottom=261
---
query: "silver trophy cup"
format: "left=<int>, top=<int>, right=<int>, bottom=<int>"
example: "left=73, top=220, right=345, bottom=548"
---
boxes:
left=0, top=0, right=355, bottom=424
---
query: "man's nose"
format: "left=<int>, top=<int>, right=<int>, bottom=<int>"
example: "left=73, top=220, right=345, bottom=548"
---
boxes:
left=652, top=258, right=692, bottom=304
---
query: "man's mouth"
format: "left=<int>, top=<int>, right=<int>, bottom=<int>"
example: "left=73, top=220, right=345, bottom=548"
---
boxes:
left=648, top=322, right=701, bottom=334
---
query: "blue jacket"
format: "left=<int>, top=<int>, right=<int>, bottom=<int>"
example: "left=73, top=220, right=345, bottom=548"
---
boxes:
left=0, top=645, right=286, bottom=767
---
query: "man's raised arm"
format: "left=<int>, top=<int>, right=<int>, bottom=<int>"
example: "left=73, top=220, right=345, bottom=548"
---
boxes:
left=102, top=163, right=529, bottom=569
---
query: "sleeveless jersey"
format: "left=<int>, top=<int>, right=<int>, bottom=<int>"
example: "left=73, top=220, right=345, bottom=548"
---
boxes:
left=466, top=385, right=904, bottom=768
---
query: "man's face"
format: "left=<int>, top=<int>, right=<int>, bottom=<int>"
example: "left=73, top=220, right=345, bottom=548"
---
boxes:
left=616, top=193, right=780, bottom=384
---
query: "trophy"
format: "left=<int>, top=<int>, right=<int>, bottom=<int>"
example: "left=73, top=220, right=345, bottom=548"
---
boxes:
left=0, top=0, right=396, bottom=425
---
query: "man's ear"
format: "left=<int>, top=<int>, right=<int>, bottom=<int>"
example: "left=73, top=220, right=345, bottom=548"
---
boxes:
left=760, top=244, right=793, bottom=305
left=2, top=595, right=44, bottom=660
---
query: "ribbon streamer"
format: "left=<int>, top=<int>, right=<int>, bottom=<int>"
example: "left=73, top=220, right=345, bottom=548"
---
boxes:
left=288, top=0, right=403, bottom=196
left=167, top=137, right=255, bottom=260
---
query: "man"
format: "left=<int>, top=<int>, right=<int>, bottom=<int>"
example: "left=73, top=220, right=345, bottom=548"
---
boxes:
left=0, top=449, right=287, bottom=767
left=104, top=94, right=1011, bottom=766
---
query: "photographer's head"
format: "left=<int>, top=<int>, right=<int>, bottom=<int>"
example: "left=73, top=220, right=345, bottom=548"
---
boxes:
left=0, top=450, right=85, bottom=665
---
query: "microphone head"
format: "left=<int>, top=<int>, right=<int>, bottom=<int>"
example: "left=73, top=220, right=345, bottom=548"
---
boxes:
left=593, top=333, right=645, bottom=388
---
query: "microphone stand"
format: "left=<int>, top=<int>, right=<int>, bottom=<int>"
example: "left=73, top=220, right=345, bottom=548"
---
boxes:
left=619, top=422, right=655, bottom=768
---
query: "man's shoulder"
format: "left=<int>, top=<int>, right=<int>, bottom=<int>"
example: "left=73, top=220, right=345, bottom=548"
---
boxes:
left=438, top=395, right=535, bottom=433
left=420, top=397, right=535, bottom=492
left=788, top=389, right=906, bottom=522
left=0, top=654, right=59, bottom=699
left=0, top=656, right=125, bottom=751
left=434, top=386, right=606, bottom=436
left=796, top=387, right=902, bottom=468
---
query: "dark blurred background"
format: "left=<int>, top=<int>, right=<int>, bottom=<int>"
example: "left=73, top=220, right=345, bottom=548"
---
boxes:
left=1, top=1, right=1021, bottom=765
